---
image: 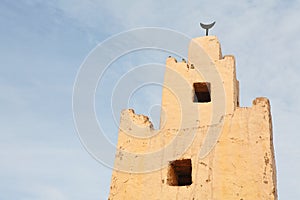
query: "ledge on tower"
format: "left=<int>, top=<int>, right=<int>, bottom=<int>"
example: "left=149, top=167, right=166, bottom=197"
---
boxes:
left=120, top=109, right=154, bottom=129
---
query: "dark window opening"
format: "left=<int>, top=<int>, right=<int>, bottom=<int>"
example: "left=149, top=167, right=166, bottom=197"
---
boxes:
left=167, top=159, right=192, bottom=186
left=193, top=82, right=211, bottom=103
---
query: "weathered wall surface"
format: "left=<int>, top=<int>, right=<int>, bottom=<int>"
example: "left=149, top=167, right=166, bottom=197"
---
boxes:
left=108, top=36, right=277, bottom=200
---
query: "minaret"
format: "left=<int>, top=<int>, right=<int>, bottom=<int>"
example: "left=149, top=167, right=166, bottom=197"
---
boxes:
left=108, top=36, right=277, bottom=200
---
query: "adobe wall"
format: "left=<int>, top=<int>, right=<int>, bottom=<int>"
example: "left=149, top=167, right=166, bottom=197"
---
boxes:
left=108, top=36, right=277, bottom=200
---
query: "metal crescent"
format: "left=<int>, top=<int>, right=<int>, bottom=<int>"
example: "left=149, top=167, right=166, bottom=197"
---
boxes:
left=200, top=21, right=216, bottom=29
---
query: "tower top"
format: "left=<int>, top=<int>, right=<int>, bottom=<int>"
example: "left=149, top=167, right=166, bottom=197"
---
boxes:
left=188, top=35, right=222, bottom=62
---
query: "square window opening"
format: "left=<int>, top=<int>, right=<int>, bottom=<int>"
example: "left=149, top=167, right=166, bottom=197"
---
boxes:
left=167, top=159, right=192, bottom=186
left=193, top=82, right=211, bottom=103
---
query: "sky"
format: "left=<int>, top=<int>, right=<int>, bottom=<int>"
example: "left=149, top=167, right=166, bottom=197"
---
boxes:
left=1, top=0, right=300, bottom=199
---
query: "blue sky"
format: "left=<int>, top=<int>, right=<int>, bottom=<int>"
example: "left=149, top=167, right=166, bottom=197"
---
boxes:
left=1, top=0, right=300, bottom=199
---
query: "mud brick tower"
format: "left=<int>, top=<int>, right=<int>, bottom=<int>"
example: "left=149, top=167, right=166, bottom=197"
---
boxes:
left=108, top=35, right=277, bottom=200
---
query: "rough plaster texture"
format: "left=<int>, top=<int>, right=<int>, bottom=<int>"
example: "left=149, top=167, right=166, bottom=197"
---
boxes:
left=108, top=36, right=277, bottom=200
